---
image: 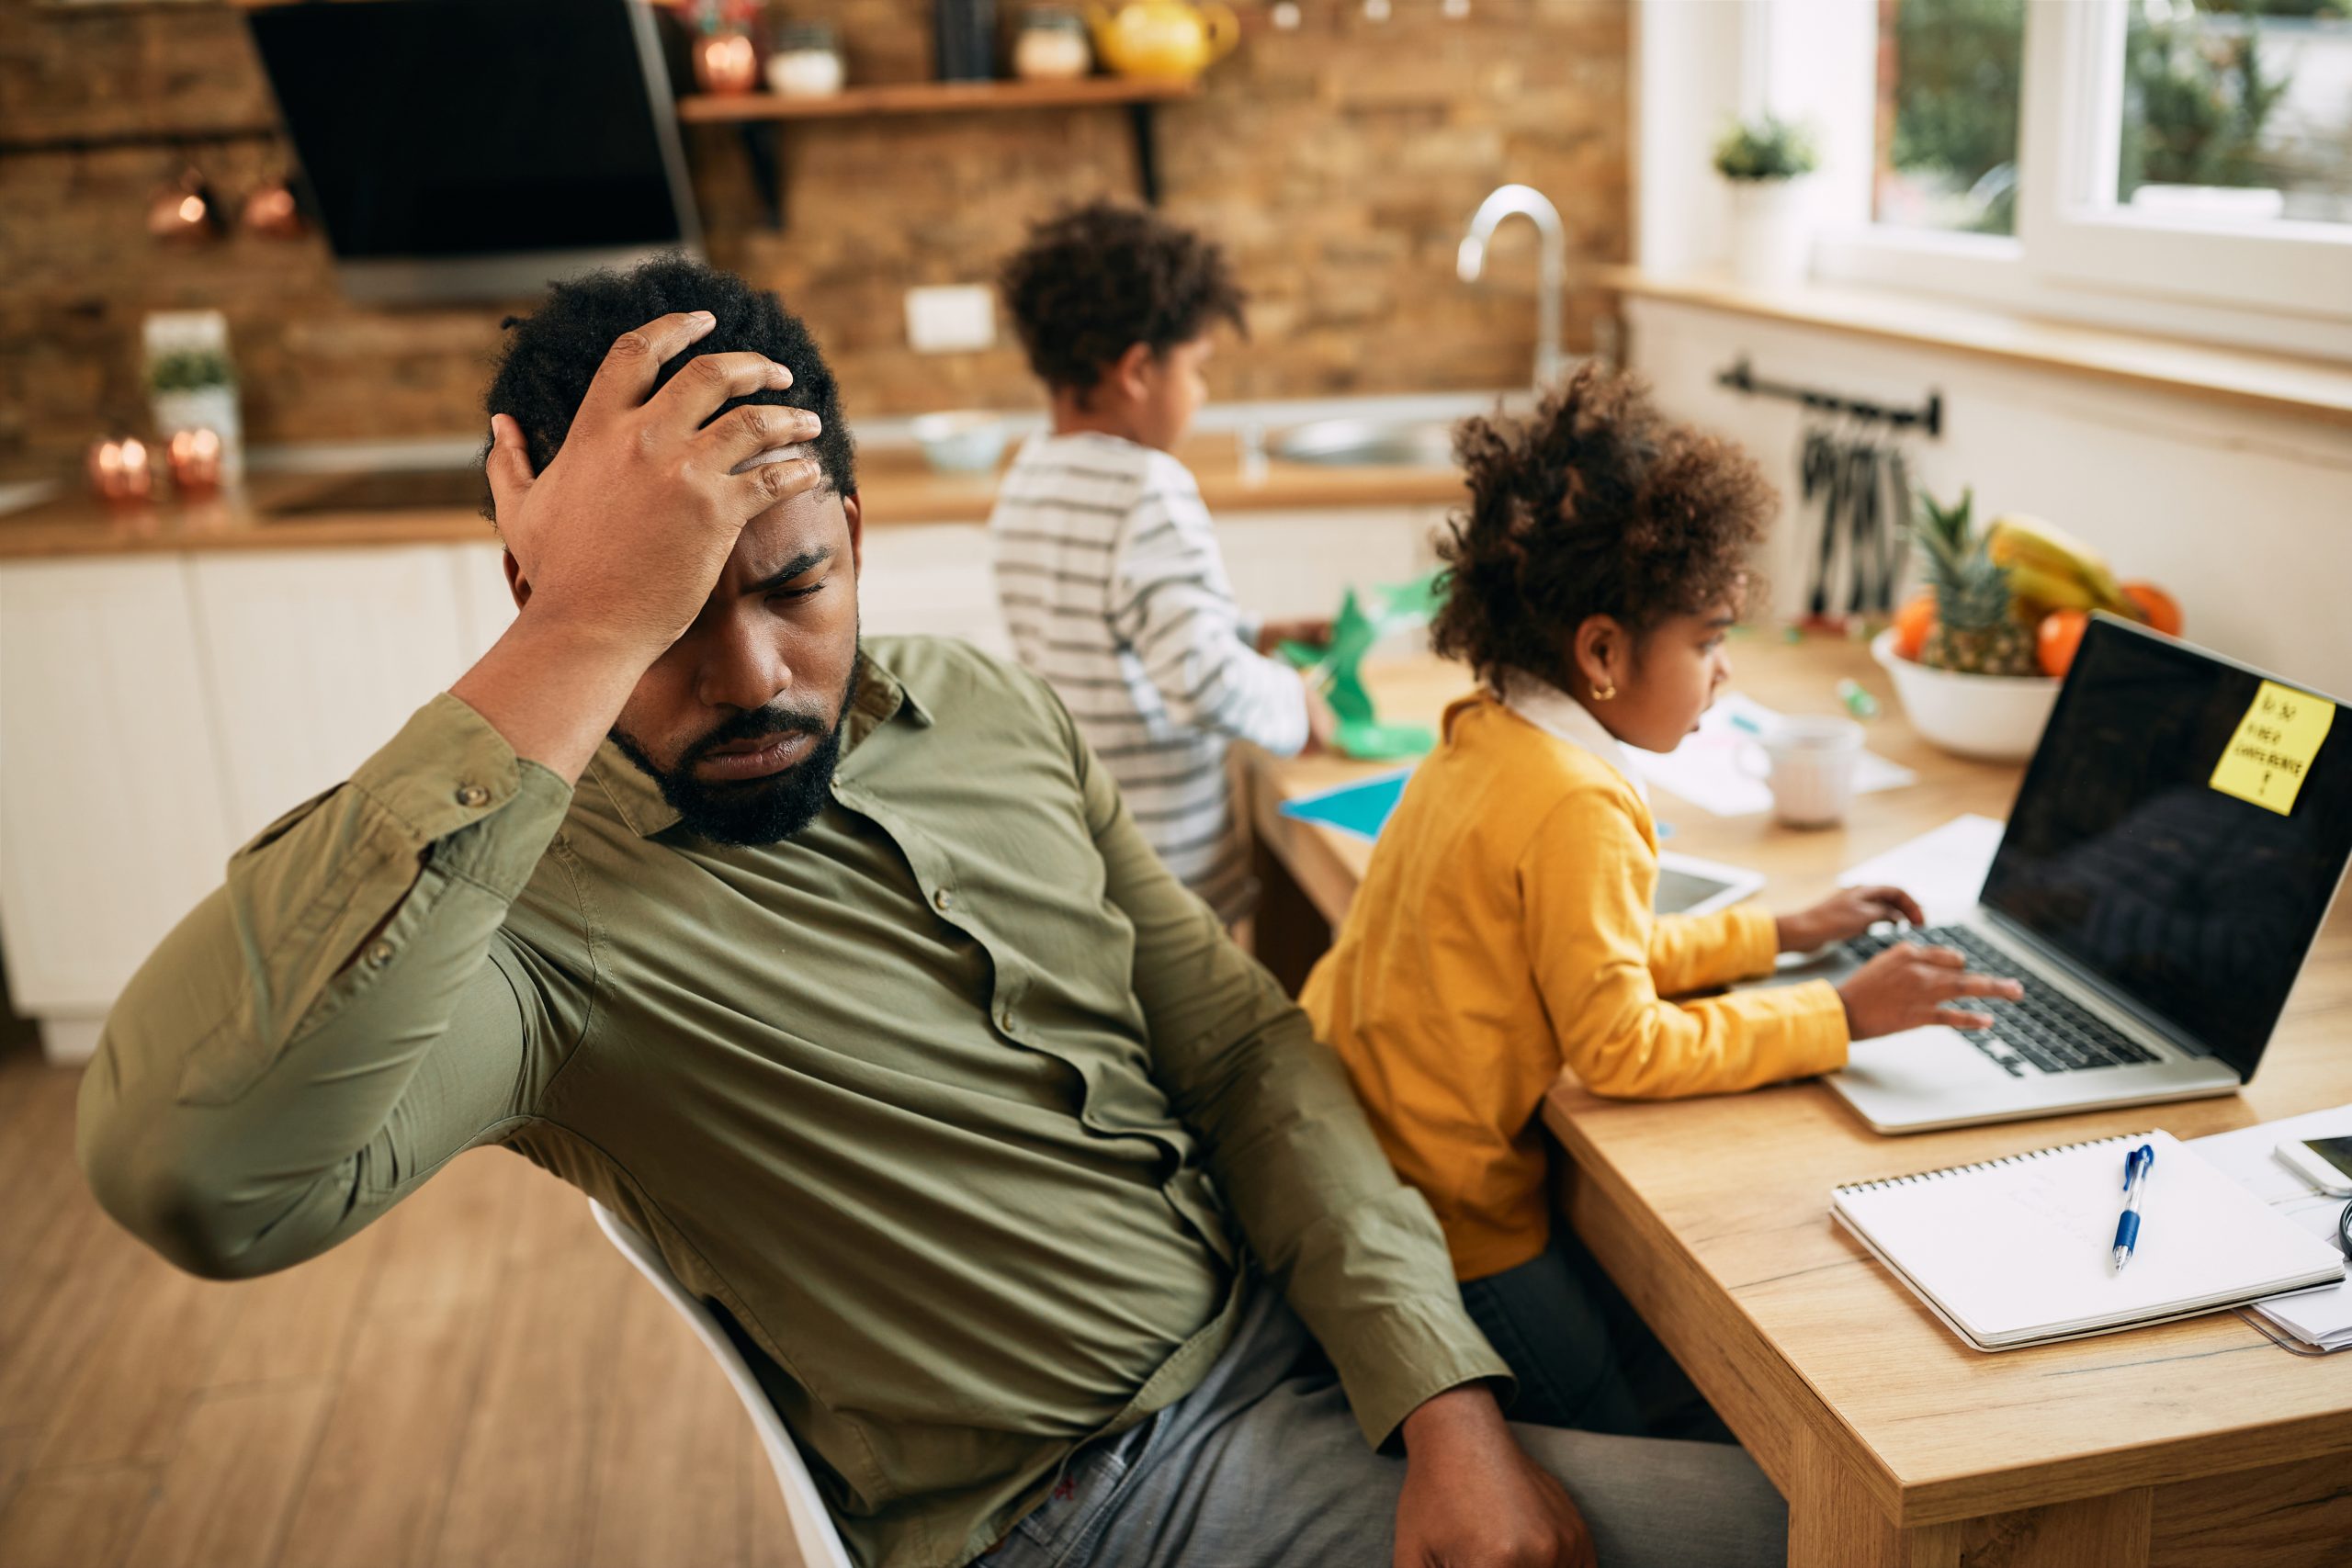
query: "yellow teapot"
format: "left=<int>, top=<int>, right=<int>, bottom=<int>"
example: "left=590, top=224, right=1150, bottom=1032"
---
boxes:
left=1087, top=0, right=1239, bottom=83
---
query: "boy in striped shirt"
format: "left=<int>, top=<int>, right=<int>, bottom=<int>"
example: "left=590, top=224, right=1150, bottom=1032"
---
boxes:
left=991, top=203, right=1328, bottom=922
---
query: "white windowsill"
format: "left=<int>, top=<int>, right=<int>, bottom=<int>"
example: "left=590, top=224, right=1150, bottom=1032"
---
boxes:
left=1594, top=266, right=2352, bottom=432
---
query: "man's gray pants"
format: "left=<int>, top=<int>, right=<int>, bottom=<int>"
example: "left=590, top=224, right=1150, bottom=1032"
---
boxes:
left=978, top=1280, right=1787, bottom=1568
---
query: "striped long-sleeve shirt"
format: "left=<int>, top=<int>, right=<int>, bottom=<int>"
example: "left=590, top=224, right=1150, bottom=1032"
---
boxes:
left=989, top=432, right=1309, bottom=921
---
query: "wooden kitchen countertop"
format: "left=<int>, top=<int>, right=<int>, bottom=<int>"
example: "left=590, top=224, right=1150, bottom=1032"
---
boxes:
left=0, top=438, right=1468, bottom=561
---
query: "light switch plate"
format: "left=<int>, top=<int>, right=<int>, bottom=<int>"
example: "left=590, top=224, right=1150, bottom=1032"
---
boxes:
left=904, top=285, right=996, bottom=354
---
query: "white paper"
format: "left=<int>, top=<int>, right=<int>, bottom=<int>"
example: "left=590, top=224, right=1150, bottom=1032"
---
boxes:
left=1836, top=814, right=2007, bottom=925
left=1634, top=693, right=1915, bottom=818
left=2188, top=1107, right=2352, bottom=1348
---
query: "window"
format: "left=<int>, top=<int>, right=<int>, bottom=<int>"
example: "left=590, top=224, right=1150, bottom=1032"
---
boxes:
left=2018, top=0, right=2352, bottom=321
left=1780, top=0, right=2352, bottom=338
left=1874, top=0, right=2027, bottom=237
left=2114, top=0, right=2352, bottom=229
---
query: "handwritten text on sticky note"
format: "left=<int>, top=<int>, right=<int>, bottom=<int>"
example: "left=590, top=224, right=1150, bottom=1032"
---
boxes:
left=2211, top=681, right=2335, bottom=816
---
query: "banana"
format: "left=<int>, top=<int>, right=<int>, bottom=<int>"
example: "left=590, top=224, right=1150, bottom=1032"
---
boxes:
left=2004, top=560, right=2099, bottom=615
left=1987, top=514, right=2133, bottom=615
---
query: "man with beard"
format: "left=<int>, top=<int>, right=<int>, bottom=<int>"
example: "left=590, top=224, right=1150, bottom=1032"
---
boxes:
left=79, top=258, right=1784, bottom=1568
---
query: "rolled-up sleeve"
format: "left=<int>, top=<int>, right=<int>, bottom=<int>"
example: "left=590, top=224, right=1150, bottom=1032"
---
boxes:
left=77, top=694, right=587, bottom=1280
left=1069, top=703, right=1508, bottom=1448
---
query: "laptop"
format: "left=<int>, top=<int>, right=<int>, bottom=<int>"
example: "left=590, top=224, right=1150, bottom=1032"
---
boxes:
left=1797, top=615, right=2352, bottom=1134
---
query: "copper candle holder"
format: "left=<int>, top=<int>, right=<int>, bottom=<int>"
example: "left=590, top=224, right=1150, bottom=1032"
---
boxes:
left=87, top=435, right=157, bottom=504
left=166, top=427, right=225, bottom=496
left=694, top=31, right=760, bottom=93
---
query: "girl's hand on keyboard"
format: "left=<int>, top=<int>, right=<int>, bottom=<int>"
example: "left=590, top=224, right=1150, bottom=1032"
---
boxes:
left=1837, top=943, right=2025, bottom=1040
left=1777, top=885, right=1928, bottom=953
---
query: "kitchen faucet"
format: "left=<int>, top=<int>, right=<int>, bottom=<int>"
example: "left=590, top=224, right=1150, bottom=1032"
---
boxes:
left=1458, top=184, right=1572, bottom=389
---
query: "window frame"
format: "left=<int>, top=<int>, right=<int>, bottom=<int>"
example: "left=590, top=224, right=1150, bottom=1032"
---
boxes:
left=2019, top=0, right=2352, bottom=321
left=1788, top=0, right=2352, bottom=344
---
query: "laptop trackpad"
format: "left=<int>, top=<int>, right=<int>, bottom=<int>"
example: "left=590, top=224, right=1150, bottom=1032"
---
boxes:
left=1836, top=1026, right=2006, bottom=1097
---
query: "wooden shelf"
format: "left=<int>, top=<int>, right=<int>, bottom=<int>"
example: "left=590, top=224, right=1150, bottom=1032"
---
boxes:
left=676, top=76, right=1198, bottom=124
left=679, top=75, right=1198, bottom=229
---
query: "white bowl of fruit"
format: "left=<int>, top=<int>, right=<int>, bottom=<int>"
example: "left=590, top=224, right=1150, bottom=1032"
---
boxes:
left=1879, top=492, right=2181, bottom=762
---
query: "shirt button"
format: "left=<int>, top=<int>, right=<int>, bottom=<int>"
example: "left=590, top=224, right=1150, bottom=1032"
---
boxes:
left=366, top=941, right=396, bottom=968
left=999, top=1007, right=1017, bottom=1032
left=456, top=784, right=490, bottom=807
left=934, top=889, right=954, bottom=912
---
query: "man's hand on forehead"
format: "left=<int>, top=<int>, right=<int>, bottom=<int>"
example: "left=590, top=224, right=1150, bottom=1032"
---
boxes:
left=483, top=310, right=830, bottom=660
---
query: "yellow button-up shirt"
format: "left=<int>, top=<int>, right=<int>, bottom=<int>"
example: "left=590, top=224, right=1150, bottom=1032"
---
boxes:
left=1304, top=689, right=1849, bottom=1283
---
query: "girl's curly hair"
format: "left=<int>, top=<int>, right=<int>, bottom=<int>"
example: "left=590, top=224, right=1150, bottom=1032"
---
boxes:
left=1430, top=366, right=1773, bottom=693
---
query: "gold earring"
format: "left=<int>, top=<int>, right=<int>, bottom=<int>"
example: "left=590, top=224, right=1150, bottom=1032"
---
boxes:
left=1591, top=682, right=1616, bottom=702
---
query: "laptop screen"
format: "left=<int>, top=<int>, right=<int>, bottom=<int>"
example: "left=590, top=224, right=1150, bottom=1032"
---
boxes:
left=1980, top=616, right=2352, bottom=1080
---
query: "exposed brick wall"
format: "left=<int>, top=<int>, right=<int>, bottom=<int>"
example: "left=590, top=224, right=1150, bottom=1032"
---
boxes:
left=0, top=0, right=1626, bottom=471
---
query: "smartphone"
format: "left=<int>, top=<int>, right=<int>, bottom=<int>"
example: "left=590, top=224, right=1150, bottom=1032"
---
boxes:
left=2276, top=1135, right=2352, bottom=1196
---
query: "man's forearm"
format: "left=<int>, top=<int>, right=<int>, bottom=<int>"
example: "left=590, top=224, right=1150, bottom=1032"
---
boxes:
left=448, top=604, right=663, bottom=783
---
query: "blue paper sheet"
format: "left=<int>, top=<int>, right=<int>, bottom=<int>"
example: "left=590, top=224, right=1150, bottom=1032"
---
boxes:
left=1278, top=768, right=1414, bottom=842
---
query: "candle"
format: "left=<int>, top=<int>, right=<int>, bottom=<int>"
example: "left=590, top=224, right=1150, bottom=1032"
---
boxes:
left=166, top=428, right=224, bottom=496
left=87, top=435, right=157, bottom=503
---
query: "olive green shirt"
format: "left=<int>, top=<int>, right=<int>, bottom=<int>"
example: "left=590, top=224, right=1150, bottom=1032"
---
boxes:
left=78, top=636, right=1505, bottom=1568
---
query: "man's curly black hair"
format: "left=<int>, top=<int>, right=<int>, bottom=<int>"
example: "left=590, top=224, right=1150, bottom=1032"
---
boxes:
left=481, top=254, right=855, bottom=521
left=998, top=200, right=1248, bottom=400
left=1431, top=365, right=1773, bottom=694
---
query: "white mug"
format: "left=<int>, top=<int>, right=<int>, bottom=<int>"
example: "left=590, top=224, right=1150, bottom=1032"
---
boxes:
left=1744, top=716, right=1864, bottom=828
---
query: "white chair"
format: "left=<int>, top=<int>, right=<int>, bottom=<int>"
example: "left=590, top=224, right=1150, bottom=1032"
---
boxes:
left=590, top=1200, right=857, bottom=1568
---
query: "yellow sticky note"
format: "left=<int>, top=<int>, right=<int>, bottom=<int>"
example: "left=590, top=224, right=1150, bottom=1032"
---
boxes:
left=2210, top=680, right=2335, bottom=817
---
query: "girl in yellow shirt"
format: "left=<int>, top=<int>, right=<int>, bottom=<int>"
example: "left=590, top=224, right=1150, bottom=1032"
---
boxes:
left=1302, top=367, right=2020, bottom=1433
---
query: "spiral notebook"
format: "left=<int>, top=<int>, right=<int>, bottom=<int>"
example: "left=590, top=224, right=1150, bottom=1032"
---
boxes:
left=1831, top=1130, right=2344, bottom=1351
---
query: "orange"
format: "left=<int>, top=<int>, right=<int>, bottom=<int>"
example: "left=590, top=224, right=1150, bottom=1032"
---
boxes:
left=2037, top=609, right=2088, bottom=678
left=1893, top=591, right=1938, bottom=662
left=2121, top=581, right=2183, bottom=637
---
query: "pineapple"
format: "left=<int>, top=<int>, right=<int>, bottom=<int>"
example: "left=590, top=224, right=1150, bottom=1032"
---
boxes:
left=1914, top=489, right=2037, bottom=676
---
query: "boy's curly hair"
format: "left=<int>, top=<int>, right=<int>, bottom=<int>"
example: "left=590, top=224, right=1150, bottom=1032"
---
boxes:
left=1431, top=366, right=1773, bottom=693
left=481, top=254, right=855, bottom=519
left=998, top=200, right=1247, bottom=399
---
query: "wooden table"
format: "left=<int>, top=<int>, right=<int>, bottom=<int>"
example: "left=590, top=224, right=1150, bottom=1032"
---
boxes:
left=1242, top=634, right=2352, bottom=1567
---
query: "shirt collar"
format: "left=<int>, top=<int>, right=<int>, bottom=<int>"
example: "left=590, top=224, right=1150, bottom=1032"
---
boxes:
left=587, top=642, right=932, bottom=840
left=1497, top=670, right=1650, bottom=802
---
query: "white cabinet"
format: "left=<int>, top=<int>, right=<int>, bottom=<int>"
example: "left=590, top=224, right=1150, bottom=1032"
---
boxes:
left=857, top=523, right=1012, bottom=656
left=0, top=558, right=236, bottom=1059
left=451, top=543, right=518, bottom=665
left=854, top=508, right=1448, bottom=661
left=1216, top=506, right=1449, bottom=643
left=188, top=547, right=477, bottom=838
left=0, top=547, right=486, bottom=1063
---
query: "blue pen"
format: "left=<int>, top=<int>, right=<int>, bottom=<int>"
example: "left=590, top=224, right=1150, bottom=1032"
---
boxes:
left=2111, top=1144, right=2156, bottom=1273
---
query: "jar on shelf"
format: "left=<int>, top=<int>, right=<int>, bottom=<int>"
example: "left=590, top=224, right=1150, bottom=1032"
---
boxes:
left=1013, top=6, right=1092, bottom=82
left=765, top=21, right=846, bottom=97
left=692, top=1, right=762, bottom=96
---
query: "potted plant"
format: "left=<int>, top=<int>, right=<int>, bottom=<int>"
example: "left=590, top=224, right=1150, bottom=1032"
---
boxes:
left=1714, top=114, right=1819, bottom=290
left=146, top=346, right=243, bottom=488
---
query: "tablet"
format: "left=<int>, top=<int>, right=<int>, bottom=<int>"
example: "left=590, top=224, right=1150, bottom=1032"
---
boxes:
left=1653, top=852, right=1768, bottom=917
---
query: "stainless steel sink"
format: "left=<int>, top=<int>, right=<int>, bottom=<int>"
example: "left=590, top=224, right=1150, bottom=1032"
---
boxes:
left=1269, top=418, right=1455, bottom=469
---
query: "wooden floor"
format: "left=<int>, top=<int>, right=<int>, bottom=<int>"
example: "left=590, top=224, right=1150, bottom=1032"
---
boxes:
left=0, top=1038, right=808, bottom=1568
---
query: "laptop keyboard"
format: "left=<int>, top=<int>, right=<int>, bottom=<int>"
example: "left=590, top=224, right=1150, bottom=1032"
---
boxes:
left=1840, top=926, right=2159, bottom=1077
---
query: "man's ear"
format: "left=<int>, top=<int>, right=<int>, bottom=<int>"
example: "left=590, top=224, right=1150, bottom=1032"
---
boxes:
left=842, top=492, right=864, bottom=579
left=503, top=548, right=531, bottom=611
